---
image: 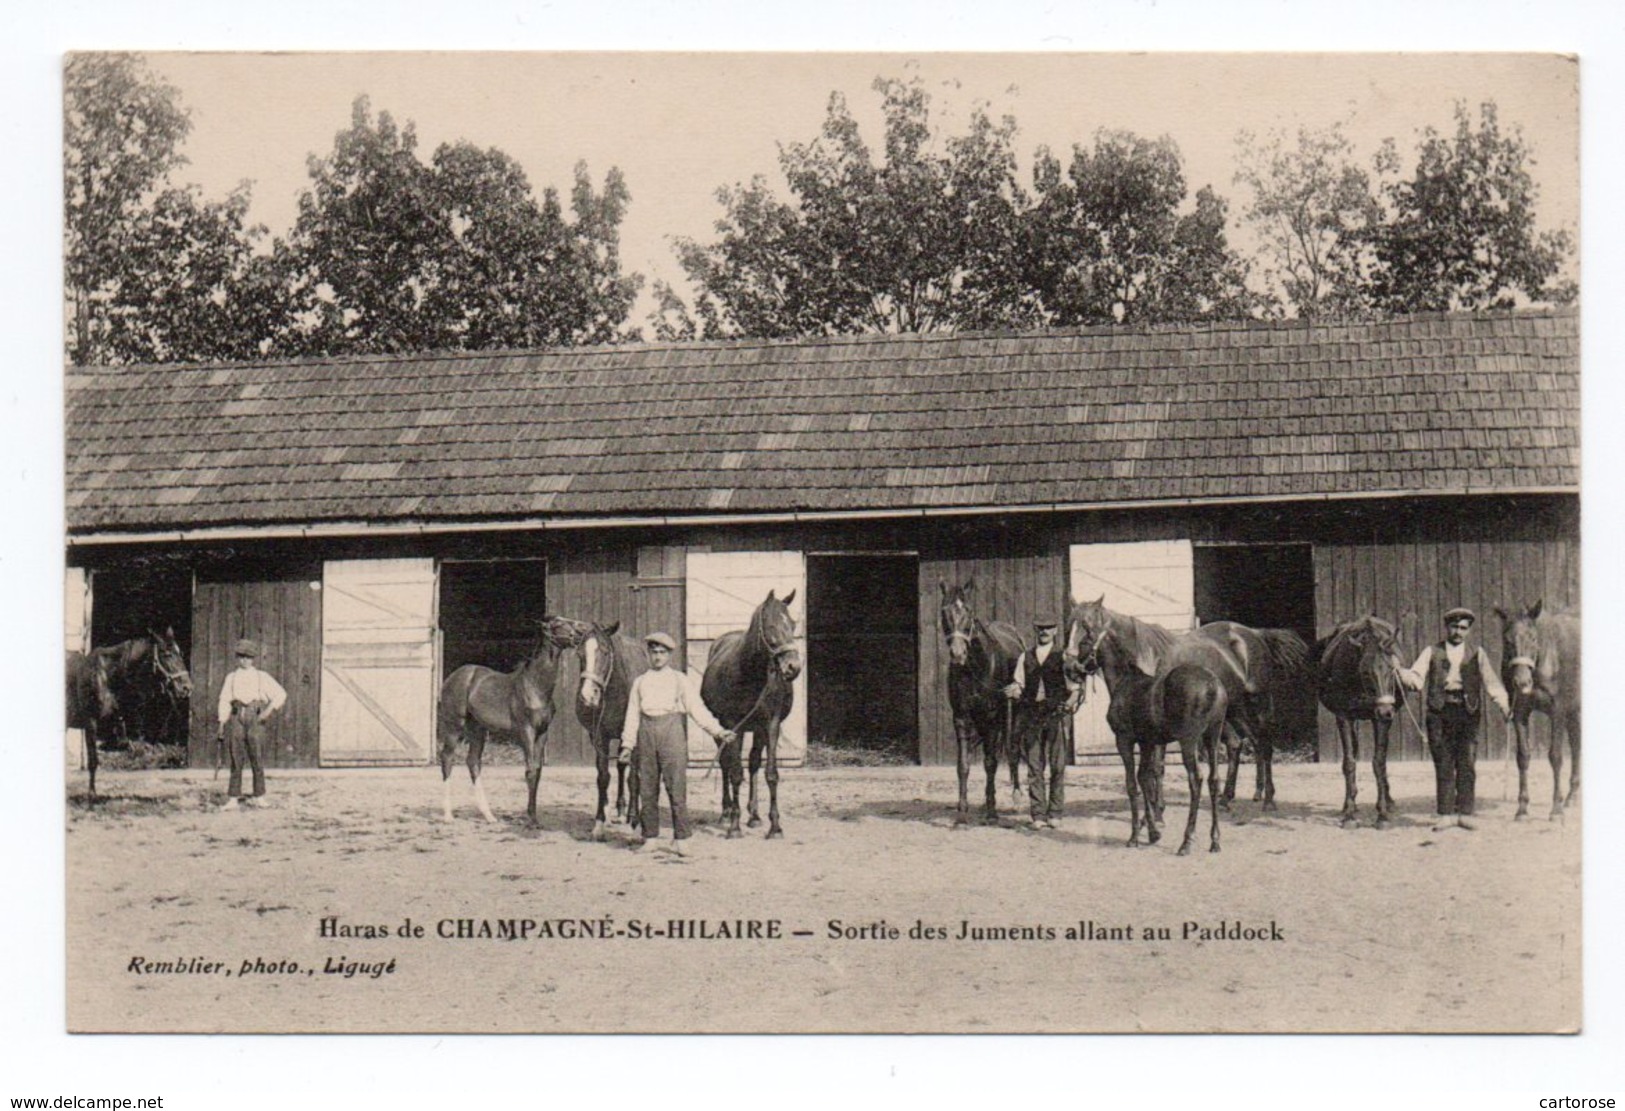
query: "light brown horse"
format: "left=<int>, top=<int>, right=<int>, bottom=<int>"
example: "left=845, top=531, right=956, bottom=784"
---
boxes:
left=438, top=615, right=593, bottom=825
left=1496, top=601, right=1581, bottom=821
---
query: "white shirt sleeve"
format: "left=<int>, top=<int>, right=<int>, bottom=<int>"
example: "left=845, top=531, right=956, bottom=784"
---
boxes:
left=620, top=675, right=644, bottom=750
left=217, top=672, right=236, bottom=725
left=1479, top=649, right=1511, bottom=716
left=680, top=672, right=728, bottom=738
left=1401, top=647, right=1433, bottom=692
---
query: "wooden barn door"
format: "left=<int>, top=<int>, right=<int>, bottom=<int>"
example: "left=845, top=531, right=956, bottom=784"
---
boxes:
left=685, top=551, right=807, bottom=766
left=1068, top=540, right=1195, bottom=762
left=319, top=559, right=438, bottom=766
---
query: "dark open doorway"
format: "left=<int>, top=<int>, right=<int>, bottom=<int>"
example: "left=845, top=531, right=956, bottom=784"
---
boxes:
left=89, top=562, right=194, bottom=747
left=806, top=554, right=919, bottom=764
left=439, top=559, right=549, bottom=678
left=1194, top=543, right=1318, bottom=760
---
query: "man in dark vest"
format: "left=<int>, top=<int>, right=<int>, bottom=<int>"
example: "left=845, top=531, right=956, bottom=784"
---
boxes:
left=1401, top=607, right=1511, bottom=831
left=1004, top=619, right=1079, bottom=829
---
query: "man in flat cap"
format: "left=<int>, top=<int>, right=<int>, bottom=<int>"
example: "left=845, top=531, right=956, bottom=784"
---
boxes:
left=215, top=638, right=288, bottom=810
left=620, top=632, right=736, bottom=851
left=1004, top=618, right=1080, bottom=829
left=1401, top=607, right=1511, bottom=831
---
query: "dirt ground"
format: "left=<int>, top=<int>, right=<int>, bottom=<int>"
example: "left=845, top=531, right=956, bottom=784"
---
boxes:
left=65, top=756, right=1580, bottom=1034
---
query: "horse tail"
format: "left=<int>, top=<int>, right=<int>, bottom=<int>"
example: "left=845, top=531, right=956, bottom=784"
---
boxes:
left=1259, top=628, right=1312, bottom=683
left=1258, top=628, right=1316, bottom=748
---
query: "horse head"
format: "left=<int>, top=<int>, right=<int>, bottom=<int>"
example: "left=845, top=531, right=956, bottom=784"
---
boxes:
left=149, top=627, right=193, bottom=700
left=540, top=614, right=594, bottom=652
left=758, top=590, right=802, bottom=684
left=1063, top=595, right=1111, bottom=682
left=1354, top=616, right=1403, bottom=721
left=1496, top=601, right=1544, bottom=697
left=576, top=621, right=621, bottom=709
left=938, top=579, right=978, bottom=666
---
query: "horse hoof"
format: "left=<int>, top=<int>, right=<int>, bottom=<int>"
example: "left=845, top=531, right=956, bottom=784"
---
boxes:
left=591, top=822, right=607, bottom=842
left=725, top=828, right=744, bottom=840
left=747, top=816, right=762, bottom=828
left=1210, top=843, right=1221, bottom=853
left=1177, top=845, right=1192, bottom=857
left=766, top=828, right=783, bottom=840
left=1218, top=798, right=1232, bottom=812
left=1375, top=817, right=1391, bottom=831
left=1262, top=801, right=1278, bottom=814
left=1514, top=809, right=1528, bottom=821
left=1340, top=816, right=1359, bottom=830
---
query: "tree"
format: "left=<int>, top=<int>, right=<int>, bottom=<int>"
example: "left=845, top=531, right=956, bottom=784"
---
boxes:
left=277, top=97, right=639, bottom=356
left=1364, top=101, right=1576, bottom=313
left=64, top=53, right=271, bottom=365
left=1234, top=122, right=1382, bottom=318
left=1024, top=130, right=1257, bottom=326
left=663, top=77, right=1043, bottom=339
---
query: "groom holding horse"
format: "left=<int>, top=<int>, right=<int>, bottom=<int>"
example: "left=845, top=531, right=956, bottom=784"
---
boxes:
left=1004, top=619, right=1079, bottom=829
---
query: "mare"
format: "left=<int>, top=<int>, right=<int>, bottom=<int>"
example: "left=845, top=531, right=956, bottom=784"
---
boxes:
left=1062, top=597, right=1228, bottom=853
left=438, top=615, right=593, bottom=825
left=65, top=630, right=194, bottom=798
left=937, top=580, right=1026, bottom=824
left=700, top=590, right=802, bottom=839
left=574, top=621, right=652, bottom=840
left=1207, top=622, right=1315, bottom=812
left=1313, top=616, right=1407, bottom=828
left=1496, top=601, right=1582, bottom=821
left=65, top=651, right=117, bottom=798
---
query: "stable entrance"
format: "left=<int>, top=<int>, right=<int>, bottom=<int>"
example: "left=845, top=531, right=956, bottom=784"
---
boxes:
left=806, top=554, right=919, bottom=763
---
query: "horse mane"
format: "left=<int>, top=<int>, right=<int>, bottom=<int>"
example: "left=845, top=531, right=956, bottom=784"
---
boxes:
left=1114, top=612, right=1178, bottom=675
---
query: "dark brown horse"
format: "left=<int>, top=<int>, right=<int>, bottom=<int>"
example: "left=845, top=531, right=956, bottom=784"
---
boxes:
left=1206, top=622, right=1315, bottom=812
left=1314, top=616, right=1407, bottom=828
left=438, top=615, right=593, bottom=826
left=574, top=621, right=651, bottom=841
left=1062, top=597, right=1227, bottom=853
left=1496, top=601, right=1581, bottom=821
left=65, top=630, right=193, bottom=799
left=700, top=589, right=802, bottom=839
left=937, top=580, right=1025, bottom=824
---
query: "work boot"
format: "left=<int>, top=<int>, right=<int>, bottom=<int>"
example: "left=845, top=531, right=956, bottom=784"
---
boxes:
left=1457, top=816, right=1477, bottom=831
left=1432, top=815, right=1459, bottom=832
left=220, top=797, right=239, bottom=811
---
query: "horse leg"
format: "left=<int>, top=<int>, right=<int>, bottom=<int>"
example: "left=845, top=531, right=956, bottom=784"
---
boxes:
left=1139, top=745, right=1163, bottom=846
left=1257, top=731, right=1276, bottom=812
left=592, top=738, right=612, bottom=841
left=723, top=732, right=745, bottom=839
left=1512, top=712, right=1531, bottom=820
left=746, top=730, right=764, bottom=828
left=952, top=716, right=972, bottom=824
left=982, top=718, right=1002, bottom=823
left=1119, top=733, right=1143, bottom=847
left=1176, top=738, right=1203, bottom=857
left=86, top=720, right=100, bottom=801
left=1546, top=710, right=1565, bottom=822
left=517, top=722, right=545, bottom=828
left=1207, top=722, right=1224, bottom=853
left=1372, top=716, right=1394, bottom=829
left=1564, top=707, right=1580, bottom=808
left=468, top=728, right=497, bottom=824
left=765, top=718, right=783, bottom=839
left=1337, top=715, right=1359, bottom=828
left=1220, top=727, right=1241, bottom=811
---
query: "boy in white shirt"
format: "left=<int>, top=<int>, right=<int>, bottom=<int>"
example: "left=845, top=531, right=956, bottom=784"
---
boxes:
left=216, top=638, right=288, bottom=809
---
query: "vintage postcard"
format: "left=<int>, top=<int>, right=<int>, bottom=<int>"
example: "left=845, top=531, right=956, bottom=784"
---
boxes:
left=61, top=50, right=1581, bottom=1037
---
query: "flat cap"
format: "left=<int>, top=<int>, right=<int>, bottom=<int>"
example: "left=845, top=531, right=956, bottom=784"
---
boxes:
left=644, top=632, right=677, bottom=651
left=1442, top=607, right=1477, bottom=626
left=1033, top=619, right=1060, bottom=629
left=234, top=638, right=260, bottom=657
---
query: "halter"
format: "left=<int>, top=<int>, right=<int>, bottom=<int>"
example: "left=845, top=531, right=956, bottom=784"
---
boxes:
left=579, top=632, right=613, bottom=698
left=1506, top=655, right=1537, bottom=670
left=1073, top=623, right=1112, bottom=676
left=148, top=637, right=192, bottom=699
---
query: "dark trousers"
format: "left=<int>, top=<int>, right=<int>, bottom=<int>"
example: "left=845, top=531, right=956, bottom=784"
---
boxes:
left=1427, top=701, right=1479, bottom=816
left=1019, top=703, right=1068, bottom=821
left=636, top=713, right=690, bottom=839
left=225, top=703, right=267, bottom=799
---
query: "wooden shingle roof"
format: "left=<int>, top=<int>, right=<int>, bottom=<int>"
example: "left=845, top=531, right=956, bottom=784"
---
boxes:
left=65, top=309, right=1579, bottom=535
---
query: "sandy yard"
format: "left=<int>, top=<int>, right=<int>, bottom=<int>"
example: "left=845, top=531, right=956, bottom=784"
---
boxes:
left=65, top=757, right=1580, bottom=1033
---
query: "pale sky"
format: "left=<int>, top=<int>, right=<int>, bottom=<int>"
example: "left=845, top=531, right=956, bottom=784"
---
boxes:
left=146, top=52, right=1579, bottom=321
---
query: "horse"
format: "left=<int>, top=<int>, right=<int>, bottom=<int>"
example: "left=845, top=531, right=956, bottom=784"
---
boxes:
left=1313, top=616, right=1407, bottom=828
left=102, top=627, right=196, bottom=746
left=937, top=580, right=1027, bottom=824
left=700, top=589, right=802, bottom=839
left=65, top=651, right=117, bottom=798
left=574, top=621, right=651, bottom=841
left=1495, top=601, right=1581, bottom=821
left=437, top=615, right=594, bottom=826
left=1205, top=622, right=1315, bottom=812
left=1062, top=597, right=1228, bottom=853
left=65, top=630, right=194, bottom=798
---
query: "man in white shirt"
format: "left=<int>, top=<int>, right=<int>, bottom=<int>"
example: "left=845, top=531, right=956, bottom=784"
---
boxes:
left=620, top=632, right=736, bottom=848
left=1400, top=608, right=1511, bottom=831
left=1003, top=619, right=1080, bottom=829
left=215, top=638, right=288, bottom=809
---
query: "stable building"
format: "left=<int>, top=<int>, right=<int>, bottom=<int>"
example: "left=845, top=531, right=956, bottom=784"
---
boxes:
left=65, top=309, right=1580, bottom=770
